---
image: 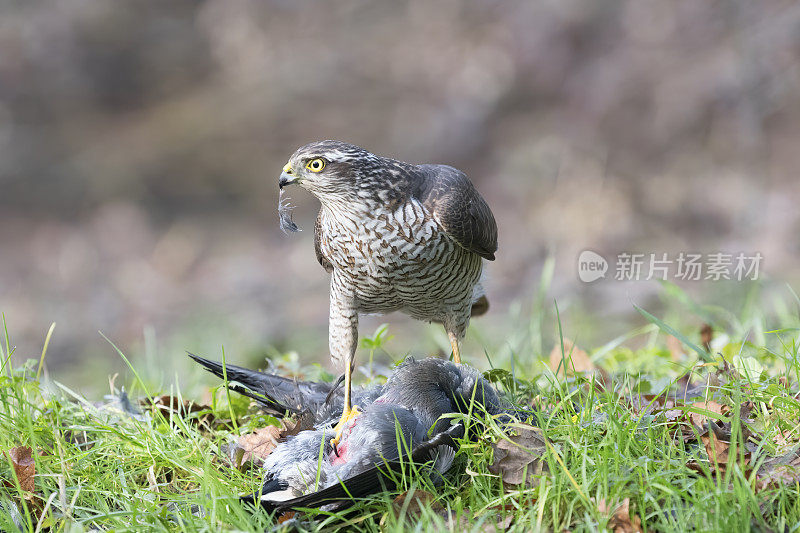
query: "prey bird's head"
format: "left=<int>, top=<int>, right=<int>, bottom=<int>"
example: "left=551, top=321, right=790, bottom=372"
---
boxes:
left=278, top=140, right=391, bottom=202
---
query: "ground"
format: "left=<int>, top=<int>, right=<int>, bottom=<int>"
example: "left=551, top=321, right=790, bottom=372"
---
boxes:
left=2, top=282, right=800, bottom=532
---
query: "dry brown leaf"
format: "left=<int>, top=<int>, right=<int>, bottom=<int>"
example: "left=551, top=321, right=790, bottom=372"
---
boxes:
left=598, top=498, right=643, bottom=533
left=700, top=422, right=751, bottom=476
left=488, top=424, right=548, bottom=488
left=688, top=401, right=727, bottom=429
left=702, top=430, right=731, bottom=467
left=549, top=339, right=594, bottom=376
left=237, top=426, right=284, bottom=466
left=5, top=445, right=45, bottom=521
left=638, top=395, right=729, bottom=445
left=8, top=446, right=35, bottom=493
left=231, top=417, right=304, bottom=469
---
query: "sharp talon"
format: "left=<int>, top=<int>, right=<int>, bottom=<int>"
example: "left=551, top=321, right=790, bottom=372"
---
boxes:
left=329, top=404, right=361, bottom=452
left=332, top=441, right=339, bottom=457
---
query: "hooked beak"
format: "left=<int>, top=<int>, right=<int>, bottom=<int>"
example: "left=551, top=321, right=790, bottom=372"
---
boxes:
left=279, top=162, right=300, bottom=189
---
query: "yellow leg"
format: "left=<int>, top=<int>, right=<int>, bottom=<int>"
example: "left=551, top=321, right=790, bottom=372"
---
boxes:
left=449, top=331, right=461, bottom=364
left=330, top=364, right=360, bottom=447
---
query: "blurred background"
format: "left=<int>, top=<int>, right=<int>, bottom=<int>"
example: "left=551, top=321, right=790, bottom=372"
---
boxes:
left=1, top=0, right=799, bottom=391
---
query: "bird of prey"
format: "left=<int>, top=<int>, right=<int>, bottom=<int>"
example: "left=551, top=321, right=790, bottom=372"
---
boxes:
left=277, top=140, right=498, bottom=447
left=189, top=354, right=512, bottom=512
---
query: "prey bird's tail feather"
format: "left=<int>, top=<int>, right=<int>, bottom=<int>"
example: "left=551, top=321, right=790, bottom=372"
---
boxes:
left=187, top=353, right=336, bottom=417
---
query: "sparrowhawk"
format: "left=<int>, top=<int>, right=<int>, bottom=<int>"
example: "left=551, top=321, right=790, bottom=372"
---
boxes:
left=278, top=140, right=498, bottom=445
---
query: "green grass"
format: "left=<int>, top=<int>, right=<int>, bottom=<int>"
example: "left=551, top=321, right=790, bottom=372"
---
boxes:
left=2, top=282, right=800, bottom=532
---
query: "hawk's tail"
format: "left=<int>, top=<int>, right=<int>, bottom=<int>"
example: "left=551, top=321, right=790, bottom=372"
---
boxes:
left=470, top=266, right=490, bottom=317
left=470, top=295, right=490, bottom=317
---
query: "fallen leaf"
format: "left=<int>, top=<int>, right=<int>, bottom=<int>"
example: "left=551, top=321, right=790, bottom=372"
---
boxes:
left=229, top=417, right=307, bottom=470
left=8, top=446, right=35, bottom=492
left=635, top=394, right=731, bottom=445
left=549, top=338, right=596, bottom=376
left=236, top=426, right=284, bottom=466
left=702, top=428, right=731, bottom=467
left=688, top=400, right=728, bottom=429
left=699, top=421, right=751, bottom=475
left=488, top=424, right=548, bottom=488
left=4, top=446, right=45, bottom=521
left=596, top=497, right=612, bottom=513
left=598, top=498, right=643, bottom=533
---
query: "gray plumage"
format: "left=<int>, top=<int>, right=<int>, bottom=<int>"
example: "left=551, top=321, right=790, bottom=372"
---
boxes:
left=277, top=189, right=300, bottom=234
left=190, top=355, right=511, bottom=512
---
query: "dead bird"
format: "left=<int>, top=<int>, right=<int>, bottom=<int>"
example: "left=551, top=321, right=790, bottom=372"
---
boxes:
left=189, top=354, right=523, bottom=512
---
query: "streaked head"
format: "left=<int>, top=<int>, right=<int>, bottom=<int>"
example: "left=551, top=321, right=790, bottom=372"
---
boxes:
left=278, top=140, right=379, bottom=198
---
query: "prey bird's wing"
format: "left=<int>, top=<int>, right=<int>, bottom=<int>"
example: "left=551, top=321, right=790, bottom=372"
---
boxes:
left=188, top=353, right=336, bottom=417
left=414, top=164, right=498, bottom=261
left=244, top=423, right=464, bottom=513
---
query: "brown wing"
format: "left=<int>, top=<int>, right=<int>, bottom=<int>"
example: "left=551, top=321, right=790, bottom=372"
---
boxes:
left=314, top=209, right=334, bottom=273
left=413, top=164, right=497, bottom=261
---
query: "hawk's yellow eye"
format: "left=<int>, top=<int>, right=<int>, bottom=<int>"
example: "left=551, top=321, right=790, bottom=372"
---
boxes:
left=306, top=158, right=326, bottom=172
